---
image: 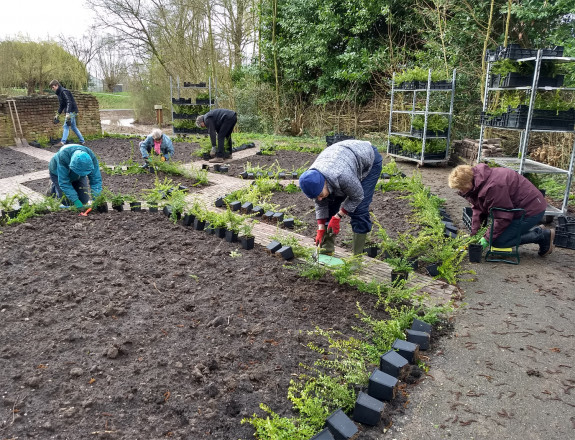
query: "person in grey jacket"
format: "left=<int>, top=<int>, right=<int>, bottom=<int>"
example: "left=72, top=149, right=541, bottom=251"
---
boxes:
left=299, top=140, right=383, bottom=256
left=139, top=129, right=174, bottom=163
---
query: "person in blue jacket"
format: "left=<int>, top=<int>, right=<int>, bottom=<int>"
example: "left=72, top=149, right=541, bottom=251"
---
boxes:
left=50, top=79, right=85, bottom=147
left=139, top=129, right=174, bottom=164
left=49, top=144, right=102, bottom=209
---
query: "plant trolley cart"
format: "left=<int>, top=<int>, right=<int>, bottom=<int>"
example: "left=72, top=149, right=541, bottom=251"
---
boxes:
left=170, top=76, right=217, bottom=135
left=387, top=69, right=456, bottom=166
left=477, top=47, right=575, bottom=218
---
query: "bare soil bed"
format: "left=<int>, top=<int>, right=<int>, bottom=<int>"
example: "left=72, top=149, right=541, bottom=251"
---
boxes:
left=0, top=211, right=425, bottom=440
left=0, top=148, right=48, bottom=179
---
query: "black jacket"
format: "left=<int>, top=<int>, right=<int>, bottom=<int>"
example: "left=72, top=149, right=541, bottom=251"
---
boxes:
left=55, top=86, right=79, bottom=114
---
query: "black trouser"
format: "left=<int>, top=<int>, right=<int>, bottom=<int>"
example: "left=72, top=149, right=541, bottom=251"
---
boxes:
left=216, top=112, right=237, bottom=158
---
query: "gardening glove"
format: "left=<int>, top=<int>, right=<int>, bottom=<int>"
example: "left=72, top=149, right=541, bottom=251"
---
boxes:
left=315, top=229, right=326, bottom=246
left=53, top=115, right=60, bottom=124
left=73, top=199, right=84, bottom=209
left=479, top=237, right=489, bottom=249
left=327, top=215, right=341, bottom=235
left=161, top=155, right=166, bottom=162
left=58, top=204, right=71, bottom=209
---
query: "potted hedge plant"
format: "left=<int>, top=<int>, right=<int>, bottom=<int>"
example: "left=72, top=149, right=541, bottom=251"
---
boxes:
left=386, top=257, right=414, bottom=283
left=109, top=192, right=125, bottom=212
left=239, top=221, right=256, bottom=250
left=224, top=208, right=243, bottom=243
left=92, top=193, right=109, bottom=213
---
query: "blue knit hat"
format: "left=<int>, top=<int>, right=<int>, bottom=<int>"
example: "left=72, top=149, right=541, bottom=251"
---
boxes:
left=299, top=169, right=325, bottom=199
left=69, top=151, right=94, bottom=176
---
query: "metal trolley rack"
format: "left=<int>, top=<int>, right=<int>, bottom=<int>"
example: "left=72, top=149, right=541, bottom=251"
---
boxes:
left=477, top=49, right=575, bottom=218
left=169, top=76, right=217, bottom=135
left=387, top=69, right=456, bottom=166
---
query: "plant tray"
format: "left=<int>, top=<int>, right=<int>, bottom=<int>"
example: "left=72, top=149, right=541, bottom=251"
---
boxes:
left=326, top=133, right=355, bottom=147
left=172, top=112, right=200, bottom=120
left=498, top=73, right=564, bottom=88
left=195, top=99, right=214, bottom=105
left=428, top=80, right=453, bottom=90
left=506, top=106, right=575, bottom=131
left=486, top=44, right=564, bottom=62
left=172, top=98, right=192, bottom=104
left=173, top=127, right=208, bottom=134
left=411, top=129, right=448, bottom=138
left=554, top=230, right=575, bottom=250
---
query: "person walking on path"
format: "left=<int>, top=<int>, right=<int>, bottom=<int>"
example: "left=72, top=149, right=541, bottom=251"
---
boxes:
left=448, top=163, right=554, bottom=256
left=298, top=140, right=383, bottom=256
left=49, top=144, right=102, bottom=209
left=50, top=80, right=85, bottom=147
left=139, top=129, right=174, bottom=164
left=195, top=109, right=237, bottom=163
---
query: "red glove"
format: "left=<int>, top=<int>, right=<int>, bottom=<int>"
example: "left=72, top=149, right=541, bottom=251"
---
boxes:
left=315, top=229, right=325, bottom=246
left=327, top=215, right=341, bottom=235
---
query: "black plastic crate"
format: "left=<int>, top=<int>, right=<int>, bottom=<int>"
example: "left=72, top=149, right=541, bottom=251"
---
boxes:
left=554, top=231, right=575, bottom=249
left=196, top=98, right=214, bottom=105
left=505, top=106, right=575, bottom=131
left=411, top=128, right=448, bottom=138
left=173, top=127, right=207, bottom=134
left=172, top=98, right=192, bottom=104
left=172, top=112, right=200, bottom=120
left=397, top=80, right=421, bottom=90
left=542, top=46, right=564, bottom=57
left=499, top=44, right=537, bottom=60
left=463, top=207, right=472, bottom=231
left=499, top=73, right=564, bottom=88
left=326, top=133, right=355, bottom=147
left=429, top=80, right=453, bottom=90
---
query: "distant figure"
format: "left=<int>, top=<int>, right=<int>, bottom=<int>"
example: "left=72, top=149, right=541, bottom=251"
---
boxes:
left=139, top=129, right=174, bottom=163
left=50, top=79, right=85, bottom=147
left=49, top=144, right=102, bottom=209
left=195, top=109, right=237, bottom=163
left=448, top=164, right=554, bottom=256
left=299, top=140, right=383, bottom=256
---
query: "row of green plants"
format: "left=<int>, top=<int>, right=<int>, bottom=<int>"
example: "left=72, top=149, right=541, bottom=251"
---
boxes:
left=394, top=66, right=443, bottom=84
left=242, top=160, right=309, bottom=179
left=411, top=114, right=449, bottom=133
left=388, top=135, right=447, bottom=154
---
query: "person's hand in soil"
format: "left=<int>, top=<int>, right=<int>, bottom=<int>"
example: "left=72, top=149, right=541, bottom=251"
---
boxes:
left=315, top=228, right=326, bottom=245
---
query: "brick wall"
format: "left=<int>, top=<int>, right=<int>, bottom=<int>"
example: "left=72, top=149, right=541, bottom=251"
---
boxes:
left=0, top=93, right=101, bottom=147
left=450, top=138, right=503, bottom=166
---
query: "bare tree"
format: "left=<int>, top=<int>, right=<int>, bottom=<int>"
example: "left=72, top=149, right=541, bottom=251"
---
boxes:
left=57, top=27, right=107, bottom=85
left=96, top=36, right=129, bottom=91
left=215, top=0, right=255, bottom=69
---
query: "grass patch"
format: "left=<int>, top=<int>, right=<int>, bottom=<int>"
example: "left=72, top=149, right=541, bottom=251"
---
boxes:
left=90, top=92, right=133, bottom=109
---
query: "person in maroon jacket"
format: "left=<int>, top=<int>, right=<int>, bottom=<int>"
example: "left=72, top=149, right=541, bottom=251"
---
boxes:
left=195, top=109, right=237, bottom=163
left=448, top=164, right=554, bottom=256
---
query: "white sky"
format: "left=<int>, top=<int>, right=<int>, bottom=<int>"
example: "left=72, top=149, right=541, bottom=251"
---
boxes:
left=1, top=0, right=97, bottom=41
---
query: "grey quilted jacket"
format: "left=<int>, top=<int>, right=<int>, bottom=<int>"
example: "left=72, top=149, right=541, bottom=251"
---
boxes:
left=309, top=140, right=375, bottom=219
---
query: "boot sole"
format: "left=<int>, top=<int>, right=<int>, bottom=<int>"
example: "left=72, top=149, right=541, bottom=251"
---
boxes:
left=540, top=228, right=555, bottom=256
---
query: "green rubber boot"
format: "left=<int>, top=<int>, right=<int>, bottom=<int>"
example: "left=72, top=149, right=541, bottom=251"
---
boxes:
left=320, top=231, right=336, bottom=255
left=352, top=233, right=367, bottom=255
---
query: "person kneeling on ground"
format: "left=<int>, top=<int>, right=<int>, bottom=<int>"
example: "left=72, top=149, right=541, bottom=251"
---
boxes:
left=49, top=144, right=102, bottom=209
left=299, top=140, right=383, bottom=256
left=448, top=164, right=554, bottom=256
left=139, top=129, right=174, bottom=164
left=195, top=109, right=237, bottom=163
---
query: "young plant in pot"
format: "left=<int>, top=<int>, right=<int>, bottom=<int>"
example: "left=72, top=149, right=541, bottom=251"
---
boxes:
left=124, top=194, right=142, bottom=212
left=210, top=211, right=228, bottom=238
left=109, top=191, right=125, bottom=212
left=239, top=220, right=257, bottom=250
left=386, top=257, right=414, bottom=284
left=165, top=189, right=188, bottom=223
left=224, top=208, right=243, bottom=243
left=92, top=193, right=109, bottom=213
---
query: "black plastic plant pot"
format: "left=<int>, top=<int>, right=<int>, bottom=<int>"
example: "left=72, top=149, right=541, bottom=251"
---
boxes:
left=96, top=203, right=109, bottom=213
left=202, top=164, right=210, bottom=170
left=368, top=368, right=398, bottom=401
left=241, top=202, right=253, bottom=214
left=130, top=201, right=142, bottom=212
left=112, top=203, right=124, bottom=212
left=273, top=212, right=285, bottom=223
left=468, top=243, right=483, bottom=263
left=215, top=197, right=225, bottom=208
left=213, top=164, right=222, bottom=172
left=182, top=213, right=195, bottom=226
left=325, top=408, right=359, bottom=440
left=379, top=349, right=410, bottom=379
left=283, top=218, right=295, bottom=229
left=263, top=211, right=275, bottom=222
left=240, top=236, right=255, bottom=250
left=353, top=391, right=385, bottom=426
left=277, top=246, right=294, bottom=261
left=148, top=203, right=158, bottom=213
left=220, top=166, right=229, bottom=173
left=215, top=227, right=227, bottom=238
left=392, top=338, right=420, bottom=364
left=310, top=428, right=336, bottom=440
left=255, top=172, right=264, bottom=179
left=426, top=263, right=440, bottom=277
left=411, top=318, right=432, bottom=335
left=391, top=271, right=408, bottom=284
left=247, top=172, right=255, bottom=179
left=239, top=171, right=248, bottom=179
left=405, top=329, right=430, bottom=350
left=267, top=171, right=275, bottom=178
left=178, top=185, right=189, bottom=193
left=266, top=240, right=282, bottom=254
left=163, top=206, right=172, bottom=217
left=193, top=218, right=206, bottom=231
left=230, top=201, right=242, bottom=212
left=202, top=153, right=211, bottom=161
left=364, top=246, right=379, bottom=258
left=252, top=206, right=264, bottom=216
left=225, top=230, right=238, bottom=243
left=291, top=172, right=299, bottom=179
left=408, top=258, right=419, bottom=270
left=278, top=172, right=286, bottom=179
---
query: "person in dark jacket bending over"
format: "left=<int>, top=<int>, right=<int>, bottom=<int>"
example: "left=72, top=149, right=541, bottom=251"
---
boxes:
left=139, top=129, right=174, bottom=164
left=49, top=144, right=102, bottom=209
left=299, top=140, right=383, bottom=256
left=195, top=109, right=237, bottom=163
left=448, top=164, right=554, bottom=256
left=50, top=79, right=85, bottom=147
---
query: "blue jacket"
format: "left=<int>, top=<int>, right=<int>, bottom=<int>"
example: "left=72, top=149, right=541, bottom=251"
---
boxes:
left=55, top=86, right=79, bottom=114
left=139, top=134, right=174, bottom=160
left=49, top=145, right=102, bottom=204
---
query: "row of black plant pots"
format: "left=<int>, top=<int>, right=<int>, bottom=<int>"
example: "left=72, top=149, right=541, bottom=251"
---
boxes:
left=388, top=143, right=447, bottom=160
left=396, top=80, right=453, bottom=90
left=214, top=197, right=295, bottom=229
left=485, top=44, right=563, bottom=62
left=481, top=106, right=575, bottom=131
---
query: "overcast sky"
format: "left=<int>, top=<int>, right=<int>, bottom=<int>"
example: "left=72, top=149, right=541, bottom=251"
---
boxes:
left=1, top=0, right=97, bottom=41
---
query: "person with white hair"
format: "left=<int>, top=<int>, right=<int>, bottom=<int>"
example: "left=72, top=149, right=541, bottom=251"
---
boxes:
left=139, top=128, right=175, bottom=163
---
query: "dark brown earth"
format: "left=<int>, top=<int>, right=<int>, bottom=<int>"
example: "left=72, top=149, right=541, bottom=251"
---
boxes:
left=0, top=148, right=48, bottom=179
left=0, top=211, right=427, bottom=440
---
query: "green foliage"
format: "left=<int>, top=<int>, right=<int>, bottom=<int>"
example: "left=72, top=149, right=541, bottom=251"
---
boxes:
left=395, top=66, right=443, bottom=84
left=385, top=257, right=413, bottom=274
left=241, top=404, right=315, bottom=440
left=91, top=92, right=133, bottom=109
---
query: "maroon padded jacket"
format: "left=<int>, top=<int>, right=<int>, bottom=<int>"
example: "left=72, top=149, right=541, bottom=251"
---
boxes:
left=462, top=164, right=546, bottom=240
